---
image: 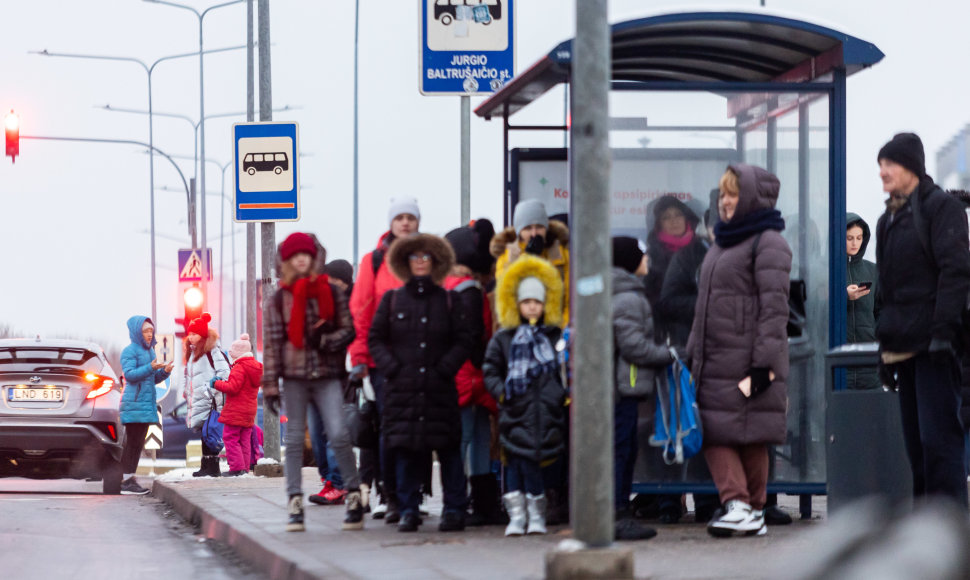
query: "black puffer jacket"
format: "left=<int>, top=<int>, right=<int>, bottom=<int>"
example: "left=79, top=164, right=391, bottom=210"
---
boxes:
left=368, top=235, right=471, bottom=451
left=483, top=325, right=566, bottom=463
left=875, top=177, right=970, bottom=352
left=658, top=238, right=709, bottom=347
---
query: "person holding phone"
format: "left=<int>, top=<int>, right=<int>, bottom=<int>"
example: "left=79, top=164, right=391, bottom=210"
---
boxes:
left=846, top=213, right=880, bottom=389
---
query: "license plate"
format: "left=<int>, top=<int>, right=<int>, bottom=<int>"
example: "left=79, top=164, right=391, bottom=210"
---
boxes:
left=9, top=387, right=64, bottom=402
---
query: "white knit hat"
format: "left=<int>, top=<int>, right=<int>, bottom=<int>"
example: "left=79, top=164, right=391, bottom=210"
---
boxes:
left=387, top=197, right=421, bottom=225
left=516, top=276, right=546, bottom=304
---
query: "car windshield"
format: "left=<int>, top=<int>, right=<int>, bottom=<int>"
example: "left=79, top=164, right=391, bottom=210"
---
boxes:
left=0, top=347, right=105, bottom=375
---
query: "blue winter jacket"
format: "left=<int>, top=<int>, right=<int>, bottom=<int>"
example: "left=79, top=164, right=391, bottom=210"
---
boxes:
left=120, top=315, right=171, bottom=424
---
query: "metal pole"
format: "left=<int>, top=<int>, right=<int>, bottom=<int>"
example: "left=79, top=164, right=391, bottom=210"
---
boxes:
left=246, top=0, right=257, bottom=341
left=258, top=0, right=279, bottom=462
left=219, top=166, right=226, bottom=337
left=460, top=95, right=471, bottom=225
left=570, top=0, right=613, bottom=547
left=189, top=178, right=198, bottom=247
left=199, top=15, right=210, bottom=314
left=353, top=0, right=360, bottom=268
left=147, top=75, right=157, bottom=325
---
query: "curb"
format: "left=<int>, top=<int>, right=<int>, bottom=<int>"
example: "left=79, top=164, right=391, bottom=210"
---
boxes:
left=152, top=480, right=344, bottom=580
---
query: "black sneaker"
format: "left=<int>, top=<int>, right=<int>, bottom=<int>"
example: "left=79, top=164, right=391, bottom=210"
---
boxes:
left=438, top=510, right=465, bottom=532
left=342, top=490, right=364, bottom=531
left=384, top=503, right=401, bottom=525
left=764, top=504, right=793, bottom=525
left=615, top=517, right=657, bottom=541
left=120, top=477, right=150, bottom=495
left=286, top=495, right=305, bottom=532
left=222, top=470, right=248, bottom=477
left=398, top=512, right=421, bottom=532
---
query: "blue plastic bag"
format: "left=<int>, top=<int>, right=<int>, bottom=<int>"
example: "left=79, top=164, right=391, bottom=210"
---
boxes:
left=649, top=354, right=702, bottom=465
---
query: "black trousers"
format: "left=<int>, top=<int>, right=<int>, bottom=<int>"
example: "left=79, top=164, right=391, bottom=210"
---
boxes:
left=896, top=352, right=968, bottom=507
left=121, top=423, right=150, bottom=474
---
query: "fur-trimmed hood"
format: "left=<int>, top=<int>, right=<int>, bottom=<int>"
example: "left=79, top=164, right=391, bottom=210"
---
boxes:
left=182, top=327, right=221, bottom=363
left=276, top=233, right=328, bottom=284
left=495, top=254, right=563, bottom=329
left=387, top=233, right=455, bottom=284
left=489, top=219, right=570, bottom=259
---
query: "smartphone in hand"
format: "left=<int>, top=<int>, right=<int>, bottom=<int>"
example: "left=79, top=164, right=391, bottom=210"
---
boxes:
left=857, top=281, right=872, bottom=290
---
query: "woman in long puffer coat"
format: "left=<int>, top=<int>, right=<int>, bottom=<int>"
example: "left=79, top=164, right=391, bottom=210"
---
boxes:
left=686, top=163, right=792, bottom=538
left=368, top=233, right=472, bottom=533
left=180, top=312, right=230, bottom=477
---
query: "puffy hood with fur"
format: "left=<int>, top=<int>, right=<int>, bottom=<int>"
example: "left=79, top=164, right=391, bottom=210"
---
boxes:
left=495, top=254, right=563, bottom=329
left=386, top=233, right=455, bottom=284
left=489, top=219, right=570, bottom=259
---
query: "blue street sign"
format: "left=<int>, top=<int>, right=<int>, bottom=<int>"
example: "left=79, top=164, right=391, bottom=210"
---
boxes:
left=177, top=248, right=213, bottom=282
left=420, top=0, right=515, bottom=95
left=233, top=122, right=301, bottom=222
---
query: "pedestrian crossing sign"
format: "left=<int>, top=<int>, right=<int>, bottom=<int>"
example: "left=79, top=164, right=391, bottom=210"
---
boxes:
left=177, top=248, right=213, bottom=282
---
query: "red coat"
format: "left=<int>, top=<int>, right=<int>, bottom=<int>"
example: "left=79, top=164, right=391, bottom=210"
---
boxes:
left=444, top=275, right=497, bottom=413
left=348, top=232, right=404, bottom=368
left=213, top=356, right=263, bottom=427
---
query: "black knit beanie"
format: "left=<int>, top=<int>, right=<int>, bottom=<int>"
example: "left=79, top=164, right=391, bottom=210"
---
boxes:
left=612, top=236, right=644, bottom=274
left=445, top=227, right=478, bottom=270
left=877, top=132, right=925, bottom=178
left=325, top=259, right=354, bottom=287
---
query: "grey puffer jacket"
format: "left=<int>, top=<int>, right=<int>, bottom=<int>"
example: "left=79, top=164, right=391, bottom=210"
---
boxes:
left=686, top=164, right=792, bottom=446
left=181, top=329, right=231, bottom=430
left=612, top=267, right=674, bottom=398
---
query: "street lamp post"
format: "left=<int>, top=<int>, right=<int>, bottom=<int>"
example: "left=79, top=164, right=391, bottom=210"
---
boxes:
left=144, top=0, right=245, bottom=315
left=31, top=44, right=242, bottom=325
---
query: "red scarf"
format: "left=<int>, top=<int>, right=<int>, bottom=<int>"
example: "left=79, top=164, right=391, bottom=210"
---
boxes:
left=657, top=228, right=695, bottom=252
left=282, top=274, right=334, bottom=348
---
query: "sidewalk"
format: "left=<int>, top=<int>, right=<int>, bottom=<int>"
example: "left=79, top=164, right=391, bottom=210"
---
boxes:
left=151, top=467, right=825, bottom=580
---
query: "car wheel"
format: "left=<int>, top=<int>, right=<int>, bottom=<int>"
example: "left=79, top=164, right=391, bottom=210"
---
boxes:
left=440, top=14, right=452, bottom=25
left=102, top=459, right=123, bottom=495
left=247, top=167, right=256, bottom=175
left=274, top=166, right=282, bottom=174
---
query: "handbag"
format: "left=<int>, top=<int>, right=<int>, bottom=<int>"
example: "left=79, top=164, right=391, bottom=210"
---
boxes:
left=343, top=377, right=379, bottom=449
left=649, top=350, right=702, bottom=465
left=201, top=400, right=224, bottom=450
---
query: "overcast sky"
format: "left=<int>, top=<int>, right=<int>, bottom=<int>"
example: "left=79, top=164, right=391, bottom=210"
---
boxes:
left=2, top=0, right=968, bottom=352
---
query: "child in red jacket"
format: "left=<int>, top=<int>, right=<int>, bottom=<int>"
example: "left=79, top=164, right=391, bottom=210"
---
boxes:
left=212, top=333, right=263, bottom=476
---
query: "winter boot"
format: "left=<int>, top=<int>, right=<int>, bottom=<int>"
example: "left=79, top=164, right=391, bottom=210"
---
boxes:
left=526, top=494, right=547, bottom=535
left=439, top=510, right=466, bottom=532
left=342, top=489, right=365, bottom=530
left=286, top=495, right=305, bottom=532
left=384, top=494, right=401, bottom=525
left=614, top=509, right=657, bottom=541
left=193, top=456, right=221, bottom=478
left=503, top=491, right=527, bottom=536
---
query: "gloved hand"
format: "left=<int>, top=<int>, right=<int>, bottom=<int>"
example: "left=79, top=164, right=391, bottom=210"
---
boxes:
left=209, top=377, right=219, bottom=390
left=524, top=234, right=546, bottom=256
left=878, top=360, right=898, bottom=391
left=349, top=363, right=369, bottom=381
left=748, top=367, right=772, bottom=398
left=264, top=394, right=281, bottom=415
left=309, top=320, right=329, bottom=350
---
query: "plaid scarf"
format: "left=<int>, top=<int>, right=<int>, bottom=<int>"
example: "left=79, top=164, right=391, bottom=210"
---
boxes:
left=505, top=324, right=558, bottom=400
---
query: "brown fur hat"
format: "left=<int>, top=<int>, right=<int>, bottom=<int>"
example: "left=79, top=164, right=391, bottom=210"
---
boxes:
left=387, top=233, right=455, bottom=284
left=489, top=219, right=570, bottom=259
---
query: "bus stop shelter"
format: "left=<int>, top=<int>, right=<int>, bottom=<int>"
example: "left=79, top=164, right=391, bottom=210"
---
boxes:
left=476, top=10, right=884, bottom=517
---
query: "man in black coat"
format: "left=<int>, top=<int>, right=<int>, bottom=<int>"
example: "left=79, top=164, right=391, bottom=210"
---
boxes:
left=875, top=132, right=970, bottom=507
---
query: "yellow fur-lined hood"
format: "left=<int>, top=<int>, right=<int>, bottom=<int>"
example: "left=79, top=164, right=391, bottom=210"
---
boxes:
left=496, top=254, right=563, bottom=329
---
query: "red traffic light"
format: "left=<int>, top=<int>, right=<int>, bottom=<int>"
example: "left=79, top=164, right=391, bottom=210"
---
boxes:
left=183, top=285, right=204, bottom=325
left=5, top=110, right=19, bottom=163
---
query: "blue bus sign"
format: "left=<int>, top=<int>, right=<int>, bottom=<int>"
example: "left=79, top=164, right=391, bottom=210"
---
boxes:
left=420, top=0, right=515, bottom=95
left=233, top=122, right=300, bottom=222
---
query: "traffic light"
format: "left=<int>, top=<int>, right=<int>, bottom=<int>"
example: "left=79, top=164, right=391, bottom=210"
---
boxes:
left=4, top=110, right=19, bottom=163
left=183, top=284, right=204, bottom=326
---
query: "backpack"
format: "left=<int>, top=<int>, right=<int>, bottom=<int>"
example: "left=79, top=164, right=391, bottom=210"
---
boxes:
left=371, top=248, right=385, bottom=275
left=750, top=232, right=807, bottom=338
left=649, top=350, right=702, bottom=465
left=909, top=188, right=970, bottom=348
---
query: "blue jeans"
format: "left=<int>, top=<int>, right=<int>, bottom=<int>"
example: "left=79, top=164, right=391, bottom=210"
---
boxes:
left=461, top=405, right=492, bottom=477
left=307, top=400, right=342, bottom=487
left=506, top=455, right=544, bottom=495
left=614, top=397, right=639, bottom=511
left=396, top=446, right=467, bottom=516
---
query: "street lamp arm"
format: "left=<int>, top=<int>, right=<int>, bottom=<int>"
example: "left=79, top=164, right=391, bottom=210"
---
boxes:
left=149, top=44, right=246, bottom=73
left=29, top=49, right=148, bottom=73
left=203, top=0, right=244, bottom=19
left=99, top=105, right=195, bottom=128
left=143, top=0, right=200, bottom=17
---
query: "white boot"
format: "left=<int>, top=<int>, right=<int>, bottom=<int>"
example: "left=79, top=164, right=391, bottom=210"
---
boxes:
left=503, top=491, right=526, bottom=536
left=526, top=493, right=547, bottom=535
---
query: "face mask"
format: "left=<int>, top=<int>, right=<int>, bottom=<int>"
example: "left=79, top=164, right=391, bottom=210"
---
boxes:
left=525, top=235, right=545, bottom=256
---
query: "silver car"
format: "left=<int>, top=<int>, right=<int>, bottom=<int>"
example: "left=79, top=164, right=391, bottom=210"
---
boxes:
left=0, top=338, right=125, bottom=494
